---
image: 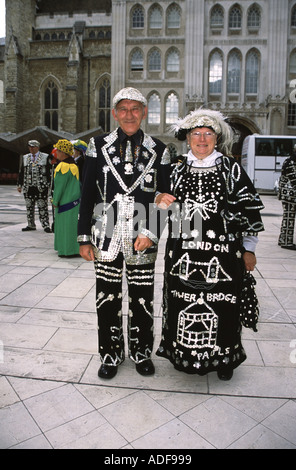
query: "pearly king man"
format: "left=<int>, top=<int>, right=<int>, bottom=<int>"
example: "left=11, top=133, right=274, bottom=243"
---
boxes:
left=17, top=140, right=52, bottom=232
left=78, top=87, right=175, bottom=379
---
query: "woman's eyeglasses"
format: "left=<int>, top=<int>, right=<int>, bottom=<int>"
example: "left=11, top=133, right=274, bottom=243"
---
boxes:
left=190, top=132, right=215, bottom=138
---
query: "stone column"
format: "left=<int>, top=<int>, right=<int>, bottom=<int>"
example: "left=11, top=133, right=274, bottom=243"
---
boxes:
left=266, top=0, right=289, bottom=134
left=64, top=33, right=83, bottom=134
left=184, top=0, right=205, bottom=114
left=111, top=0, right=127, bottom=107
left=4, top=0, right=36, bottom=133
left=267, top=0, right=289, bottom=98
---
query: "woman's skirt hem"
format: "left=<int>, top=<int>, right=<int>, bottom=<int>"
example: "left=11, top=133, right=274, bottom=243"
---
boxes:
left=156, top=345, right=247, bottom=376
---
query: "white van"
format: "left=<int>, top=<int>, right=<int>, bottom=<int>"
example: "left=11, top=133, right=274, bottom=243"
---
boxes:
left=241, top=134, right=296, bottom=192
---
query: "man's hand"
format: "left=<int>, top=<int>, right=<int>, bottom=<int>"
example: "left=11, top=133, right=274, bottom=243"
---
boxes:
left=17, top=187, right=21, bottom=193
left=155, top=192, right=176, bottom=209
left=134, top=234, right=153, bottom=252
left=79, top=244, right=95, bottom=261
left=243, top=251, right=256, bottom=271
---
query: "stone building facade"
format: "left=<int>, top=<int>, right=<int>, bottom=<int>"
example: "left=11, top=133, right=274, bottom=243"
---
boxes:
left=112, top=0, right=296, bottom=157
left=0, top=0, right=112, bottom=136
left=0, top=0, right=296, bottom=171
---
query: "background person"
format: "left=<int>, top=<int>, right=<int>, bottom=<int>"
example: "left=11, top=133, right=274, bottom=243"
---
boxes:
left=73, top=139, right=88, bottom=186
left=52, top=139, right=81, bottom=257
left=17, top=140, right=51, bottom=232
left=49, top=147, right=59, bottom=232
left=278, top=144, right=296, bottom=250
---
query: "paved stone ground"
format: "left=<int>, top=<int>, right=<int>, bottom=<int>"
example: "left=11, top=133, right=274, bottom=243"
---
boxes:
left=0, top=185, right=296, bottom=449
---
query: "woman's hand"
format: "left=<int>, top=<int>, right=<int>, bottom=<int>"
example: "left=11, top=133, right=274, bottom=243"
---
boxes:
left=243, top=251, right=256, bottom=271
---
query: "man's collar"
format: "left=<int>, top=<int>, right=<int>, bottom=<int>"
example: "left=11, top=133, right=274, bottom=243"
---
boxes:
left=118, top=128, right=143, bottom=146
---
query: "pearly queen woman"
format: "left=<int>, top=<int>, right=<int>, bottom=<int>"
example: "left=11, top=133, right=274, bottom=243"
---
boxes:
left=156, top=109, right=265, bottom=381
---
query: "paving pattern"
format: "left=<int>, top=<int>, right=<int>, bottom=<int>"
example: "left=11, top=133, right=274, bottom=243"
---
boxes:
left=0, top=185, right=296, bottom=449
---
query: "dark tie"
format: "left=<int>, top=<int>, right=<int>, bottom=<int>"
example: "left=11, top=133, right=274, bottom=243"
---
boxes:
left=124, top=139, right=134, bottom=180
left=125, top=139, right=133, bottom=163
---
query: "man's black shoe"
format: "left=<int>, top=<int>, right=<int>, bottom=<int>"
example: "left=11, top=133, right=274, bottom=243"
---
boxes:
left=44, top=227, right=52, bottom=233
left=22, top=226, right=36, bottom=232
left=98, top=364, right=118, bottom=379
left=136, top=359, right=155, bottom=376
left=280, top=244, right=296, bottom=250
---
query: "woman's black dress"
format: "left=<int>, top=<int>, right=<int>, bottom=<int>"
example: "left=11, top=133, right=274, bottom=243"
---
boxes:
left=156, top=155, right=264, bottom=375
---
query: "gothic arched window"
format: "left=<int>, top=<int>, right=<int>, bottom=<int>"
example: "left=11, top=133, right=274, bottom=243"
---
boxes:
left=209, top=51, right=223, bottom=94
left=288, top=102, right=296, bottom=126
left=131, top=49, right=144, bottom=71
left=247, top=5, right=261, bottom=28
left=167, top=4, right=181, bottom=28
left=149, top=5, right=162, bottom=29
left=210, top=5, right=224, bottom=28
left=292, top=5, right=296, bottom=27
left=0, top=80, right=4, bottom=104
left=166, top=49, right=180, bottom=72
left=229, top=6, right=242, bottom=29
left=148, top=49, right=161, bottom=71
left=132, top=6, right=144, bottom=28
left=166, top=92, right=179, bottom=124
left=44, top=80, right=59, bottom=131
left=246, top=50, right=260, bottom=94
left=290, top=51, right=296, bottom=75
left=227, top=50, right=241, bottom=94
left=167, top=143, right=177, bottom=161
left=98, top=77, right=111, bottom=132
left=148, top=93, right=161, bottom=124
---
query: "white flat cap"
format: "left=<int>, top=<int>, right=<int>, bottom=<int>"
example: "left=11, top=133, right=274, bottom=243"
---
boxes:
left=112, top=87, right=147, bottom=108
left=28, top=140, right=40, bottom=147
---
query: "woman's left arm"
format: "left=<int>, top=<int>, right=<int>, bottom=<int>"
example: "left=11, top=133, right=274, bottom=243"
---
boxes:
left=242, top=235, right=258, bottom=271
left=243, top=251, right=257, bottom=271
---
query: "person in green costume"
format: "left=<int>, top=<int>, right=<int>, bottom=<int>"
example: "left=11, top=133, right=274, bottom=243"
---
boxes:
left=52, top=139, right=81, bottom=257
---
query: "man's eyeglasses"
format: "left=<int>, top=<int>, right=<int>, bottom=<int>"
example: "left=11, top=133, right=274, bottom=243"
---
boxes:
left=116, top=106, right=143, bottom=115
